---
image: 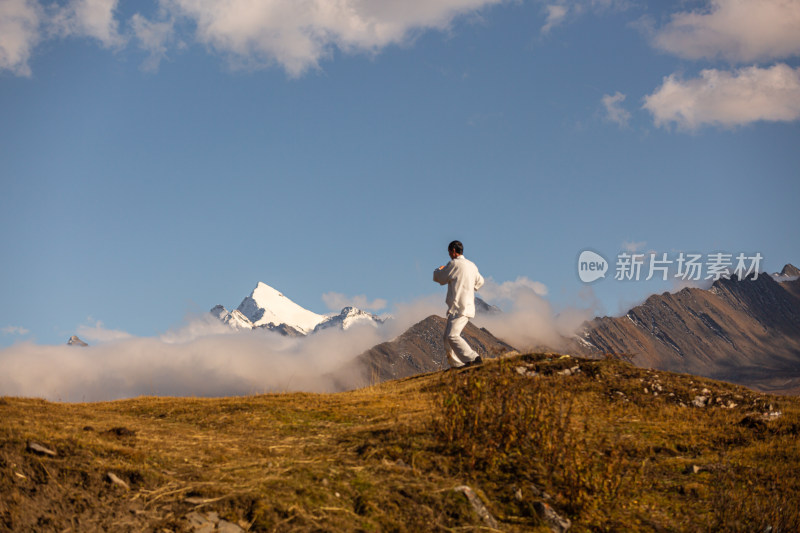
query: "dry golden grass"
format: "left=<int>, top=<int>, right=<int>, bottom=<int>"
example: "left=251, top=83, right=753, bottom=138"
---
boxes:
left=1, top=352, right=799, bottom=532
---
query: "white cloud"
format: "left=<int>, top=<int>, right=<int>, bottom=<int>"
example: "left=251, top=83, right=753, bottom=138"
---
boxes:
left=478, top=276, right=549, bottom=302
left=0, top=0, right=125, bottom=75
left=0, top=0, right=126, bottom=75
left=541, top=4, right=568, bottom=34
left=158, top=313, right=238, bottom=344
left=643, top=63, right=800, bottom=130
left=0, top=326, right=382, bottom=401
left=0, top=0, right=41, bottom=76
left=621, top=240, right=646, bottom=252
left=163, top=0, right=505, bottom=76
left=602, top=91, right=631, bottom=126
left=1, top=0, right=506, bottom=76
left=130, top=12, right=174, bottom=71
left=50, top=0, right=125, bottom=48
left=76, top=319, right=134, bottom=344
left=652, top=0, right=800, bottom=63
left=321, top=292, right=388, bottom=311
left=474, top=283, right=594, bottom=350
left=1, top=325, right=30, bottom=336
left=537, top=0, right=630, bottom=33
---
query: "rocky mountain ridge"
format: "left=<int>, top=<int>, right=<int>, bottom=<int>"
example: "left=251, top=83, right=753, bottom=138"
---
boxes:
left=572, top=264, right=800, bottom=394
left=66, top=335, right=88, bottom=347
left=328, top=315, right=516, bottom=388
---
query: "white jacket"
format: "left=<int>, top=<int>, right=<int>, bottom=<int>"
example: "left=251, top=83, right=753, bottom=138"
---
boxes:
left=433, top=255, right=485, bottom=318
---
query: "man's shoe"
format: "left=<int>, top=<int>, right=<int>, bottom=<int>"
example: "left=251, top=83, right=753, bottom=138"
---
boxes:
left=464, top=356, right=484, bottom=368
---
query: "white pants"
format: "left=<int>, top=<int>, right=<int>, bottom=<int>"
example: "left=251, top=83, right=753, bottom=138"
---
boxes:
left=444, top=314, right=480, bottom=368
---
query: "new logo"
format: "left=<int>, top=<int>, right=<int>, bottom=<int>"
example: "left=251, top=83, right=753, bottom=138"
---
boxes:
left=578, top=250, right=608, bottom=283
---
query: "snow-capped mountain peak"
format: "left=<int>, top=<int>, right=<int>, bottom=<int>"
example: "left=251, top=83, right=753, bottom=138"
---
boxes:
left=211, top=282, right=387, bottom=336
left=226, top=282, right=326, bottom=334
left=211, top=305, right=255, bottom=330
left=236, top=282, right=327, bottom=334
left=313, top=306, right=387, bottom=333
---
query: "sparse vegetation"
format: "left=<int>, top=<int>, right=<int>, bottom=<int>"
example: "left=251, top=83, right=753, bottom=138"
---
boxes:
left=434, top=356, right=637, bottom=525
left=1, top=353, right=799, bottom=531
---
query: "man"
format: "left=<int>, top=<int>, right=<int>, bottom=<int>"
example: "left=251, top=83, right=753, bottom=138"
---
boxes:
left=433, top=240, right=485, bottom=368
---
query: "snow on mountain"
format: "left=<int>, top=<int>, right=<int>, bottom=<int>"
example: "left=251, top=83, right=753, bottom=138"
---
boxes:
left=236, top=282, right=327, bottom=334
left=313, top=307, right=387, bottom=333
left=210, top=283, right=391, bottom=336
left=772, top=263, right=800, bottom=282
left=210, top=305, right=255, bottom=330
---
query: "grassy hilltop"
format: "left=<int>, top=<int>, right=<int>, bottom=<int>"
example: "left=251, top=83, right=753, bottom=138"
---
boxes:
left=1, top=353, right=799, bottom=532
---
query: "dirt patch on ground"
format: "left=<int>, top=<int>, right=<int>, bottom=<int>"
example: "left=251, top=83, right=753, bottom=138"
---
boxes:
left=0, top=439, right=153, bottom=531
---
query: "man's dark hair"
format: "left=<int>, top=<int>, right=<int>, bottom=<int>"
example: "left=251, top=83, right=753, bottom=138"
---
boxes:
left=448, top=240, right=463, bottom=255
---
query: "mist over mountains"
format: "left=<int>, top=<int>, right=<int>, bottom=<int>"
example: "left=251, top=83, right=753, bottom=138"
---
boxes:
left=206, top=271, right=800, bottom=395
left=3, top=263, right=800, bottom=401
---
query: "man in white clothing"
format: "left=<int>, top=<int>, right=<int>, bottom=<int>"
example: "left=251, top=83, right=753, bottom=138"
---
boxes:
left=433, top=240, right=485, bottom=368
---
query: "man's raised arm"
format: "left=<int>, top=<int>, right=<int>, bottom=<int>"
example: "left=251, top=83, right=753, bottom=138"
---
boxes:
left=433, top=264, right=449, bottom=285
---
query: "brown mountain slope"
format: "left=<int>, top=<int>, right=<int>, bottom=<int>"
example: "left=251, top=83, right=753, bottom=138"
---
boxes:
left=779, top=264, right=800, bottom=277
left=337, top=315, right=515, bottom=386
left=573, top=270, right=800, bottom=394
left=782, top=274, right=800, bottom=301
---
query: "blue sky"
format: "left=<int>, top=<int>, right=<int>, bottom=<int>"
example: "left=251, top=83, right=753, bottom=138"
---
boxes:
left=1, top=0, right=799, bottom=347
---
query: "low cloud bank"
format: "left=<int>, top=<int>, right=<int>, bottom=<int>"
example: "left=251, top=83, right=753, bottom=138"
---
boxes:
left=0, top=296, right=445, bottom=402
left=0, top=281, right=596, bottom=401
left=0, top=314, right=386, bottom=402
left=475, top=277, right=596, bottom=351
